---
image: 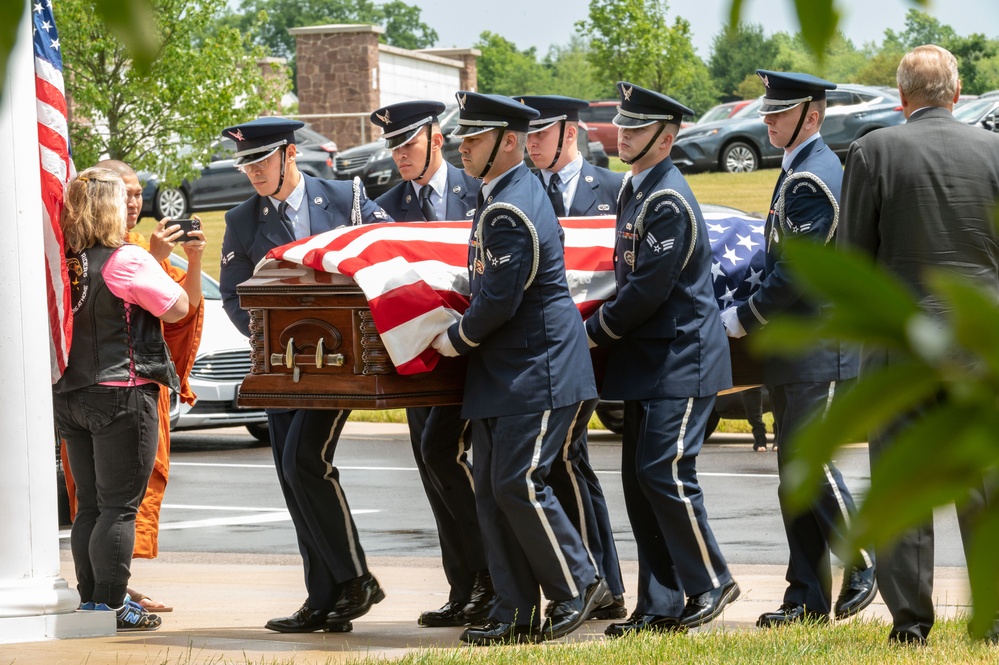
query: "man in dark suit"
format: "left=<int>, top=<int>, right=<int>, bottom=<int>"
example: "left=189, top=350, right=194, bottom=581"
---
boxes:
left=218, top=117, right=391, bottom=633
left=432, top=91, right=605, bottom=645
left=720, top=71, right=877, bottom=628
left=369, top=100, right=495, bottom=628
left=839, top=45, right=999, bottom=646
left=585, top=82, right=739, bottom=637
left=516, top=94, right=627, bottom=621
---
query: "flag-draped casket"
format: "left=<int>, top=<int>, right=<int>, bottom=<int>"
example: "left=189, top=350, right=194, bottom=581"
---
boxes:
left=236, top=212, right=765, bottom=409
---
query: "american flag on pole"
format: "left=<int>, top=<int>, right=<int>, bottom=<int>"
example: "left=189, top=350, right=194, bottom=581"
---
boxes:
left=260, top=211, right=764, bottom=375
left=33, top=0, right=74, bottom=382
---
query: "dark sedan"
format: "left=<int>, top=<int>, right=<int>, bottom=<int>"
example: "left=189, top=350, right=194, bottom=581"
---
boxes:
left=333, top=104, right=609, bottom=198
left=140, top=126, right=338, bottom=220
left=670, top=85, right=905, bottom=173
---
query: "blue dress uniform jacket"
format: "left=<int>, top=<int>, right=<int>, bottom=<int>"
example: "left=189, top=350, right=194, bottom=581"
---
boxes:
left=734, top=137, right=858, bottom=386
left=567, top=161, right=627, bottom=217
left=376, top=162, right=478, bottom=221
left=446, top=163, right=598, bottom=419
left=585, top=157, right=732, bottom=399
left=220, top=174, right=389, bottom=337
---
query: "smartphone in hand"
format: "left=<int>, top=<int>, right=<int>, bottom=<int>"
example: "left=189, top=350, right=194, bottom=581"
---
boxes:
left=171, top=218, right=201, bottom=243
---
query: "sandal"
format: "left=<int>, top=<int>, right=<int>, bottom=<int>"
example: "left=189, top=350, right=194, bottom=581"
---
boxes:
left=127, top=588, right=173, bottom=613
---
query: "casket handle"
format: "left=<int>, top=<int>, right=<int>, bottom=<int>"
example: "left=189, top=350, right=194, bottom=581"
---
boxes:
left=315, top=337, right=345, bottom=369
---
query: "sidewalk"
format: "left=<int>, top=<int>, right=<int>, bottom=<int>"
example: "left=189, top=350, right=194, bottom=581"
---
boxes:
left=5, top=551, right=973, bottom=664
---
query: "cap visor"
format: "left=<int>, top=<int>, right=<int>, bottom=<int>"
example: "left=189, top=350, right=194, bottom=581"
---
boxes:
left=451, top=124, right=496, bottom=138
left=384, top=129, right=420, bottom=149
left=612, top=113, right=658, bottom=128
left=233, top=146, right=280, bottom=167
left=758, top=101, right=804, bottom=115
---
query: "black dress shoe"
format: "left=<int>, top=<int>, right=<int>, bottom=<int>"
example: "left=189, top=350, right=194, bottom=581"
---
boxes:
left=461, top=570, right=496, bottom=623
left=834, top=565, right=878, bottom=620
left=589, top=593, right=628, bottom=620
left=264, top=604, right=354, bottom=633
left=756, top=602, right=829, bottom=628
left=419, top=600, right=470, bottom=627
left=460, top=619, right=538, bottom=645
left=679, top=578, right=740, bottom=628
left=604, top=612, right=683, bottom=637
left=540, top=577, right=607, bottom=641
left=326, top=573, right=385, bottom=622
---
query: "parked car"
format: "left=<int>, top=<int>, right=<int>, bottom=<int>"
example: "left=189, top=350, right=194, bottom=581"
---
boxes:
left=140, top=126, right=338, bottom=220
left=167, top=254, right=269, bottom=442
left=577, top=99, right=619, bottom=156
left=954, top=96, right=999, bottom=131
left=334, top=104, right=607, bottom=198
left=671, top=84, right=905, bottom=173
left=696, top=99, right=753, bottom=125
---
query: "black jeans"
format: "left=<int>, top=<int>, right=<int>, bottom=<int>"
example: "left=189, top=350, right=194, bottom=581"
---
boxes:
left=53, top=383, right=159, bottom=607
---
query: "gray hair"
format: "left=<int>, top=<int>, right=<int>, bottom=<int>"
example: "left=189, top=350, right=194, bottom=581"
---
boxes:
left=897, top=44, right=959, bottom=107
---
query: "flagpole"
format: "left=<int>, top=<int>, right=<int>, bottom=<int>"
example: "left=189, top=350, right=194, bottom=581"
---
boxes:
left=0, top=2, right=112, bottom=642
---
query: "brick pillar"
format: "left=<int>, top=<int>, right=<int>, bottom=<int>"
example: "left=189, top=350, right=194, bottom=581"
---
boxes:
left=291, top=24, right=384, bottom=149
left=420, top=48, right=480, bottom=92
left=257, top=57, right=290, bottom=115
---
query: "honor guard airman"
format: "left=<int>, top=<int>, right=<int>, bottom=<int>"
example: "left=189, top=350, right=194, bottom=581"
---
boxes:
left=720, top=70, right=877, bottom=628
left=218, top=117, right=391, bottom=634
left=431, top=91, right=605, bottom=645
left=368, top=100, right=494, bottom=628
left=516, top=94, right=628, bottom=621
left=585, top=82, right=740, bottom=636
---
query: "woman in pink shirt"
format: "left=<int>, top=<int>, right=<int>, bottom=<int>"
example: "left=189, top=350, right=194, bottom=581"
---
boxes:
left=52, top=167, right=204, bottom=632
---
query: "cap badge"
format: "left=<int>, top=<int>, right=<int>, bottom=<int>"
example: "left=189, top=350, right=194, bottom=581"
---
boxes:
left=623, top=85, right=633, bottom=101
left=228, top=128, right=245, bottom=142
left=458, top=93, right=468, bottom=110
left=375, top=109, right=390, bottom=124
left=760, top=73, right=770, bottom=89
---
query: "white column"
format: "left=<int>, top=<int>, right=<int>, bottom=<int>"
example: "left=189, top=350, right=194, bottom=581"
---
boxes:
left=0, top=2, right=113, bottom=642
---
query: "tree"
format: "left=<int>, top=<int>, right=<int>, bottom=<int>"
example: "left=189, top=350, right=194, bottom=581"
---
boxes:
left=221, top=0, right=437, bottom=61
left=544, top=36, right=609, bottom=101
left=474, top=31, right=551, bottom=96
left=576, top=0, right=719, bottom=111
left=59, top=0, right=283, bottom=185
left=709, top=23, right=777, bottom=100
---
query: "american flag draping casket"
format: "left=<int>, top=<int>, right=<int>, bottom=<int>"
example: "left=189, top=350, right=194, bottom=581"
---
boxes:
left=236, top=211, right=765, bottom=409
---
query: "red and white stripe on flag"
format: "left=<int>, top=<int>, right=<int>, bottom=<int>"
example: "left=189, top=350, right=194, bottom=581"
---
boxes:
left=33, top=0, right=74, bottom=382
left=263, top=217, right=617, bottom=374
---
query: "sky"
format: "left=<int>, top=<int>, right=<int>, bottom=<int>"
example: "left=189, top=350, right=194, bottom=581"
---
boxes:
left=411, top=0, right=999, bottom=59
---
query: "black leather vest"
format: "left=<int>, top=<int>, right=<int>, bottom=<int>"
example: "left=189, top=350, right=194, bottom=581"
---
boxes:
left=54, top=244, right=180, bottom=393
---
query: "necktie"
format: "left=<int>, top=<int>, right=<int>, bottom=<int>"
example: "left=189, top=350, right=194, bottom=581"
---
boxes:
left=547, top=173, right=565, bottom=217
left=278, top=201, right=295, bottom=239
left=419, top=185, right=437, bottom=221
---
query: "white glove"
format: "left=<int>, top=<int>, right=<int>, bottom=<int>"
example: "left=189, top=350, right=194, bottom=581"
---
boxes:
left=431, top=329, right=459, bottom=357
left=720, top=307, right=747, bottom=338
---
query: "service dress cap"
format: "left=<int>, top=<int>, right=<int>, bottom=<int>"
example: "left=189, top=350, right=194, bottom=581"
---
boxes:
left=370, top=100, right=446, bottom=149
left=514, top=95, right=589, bottom=133
left=612, top=81, right=694, bottom=128
left=221, top=117, right=304, bottom=166
left=452, top=91, right=540, bottom=137
left=756, top=70, right=836, bottom=115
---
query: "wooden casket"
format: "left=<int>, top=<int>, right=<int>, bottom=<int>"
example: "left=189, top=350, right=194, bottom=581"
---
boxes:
left=237, top=265, right=467, bottom=410
left=236, top=263, right=764, bottom=410
left=236, top=214, right=768, bottom=409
